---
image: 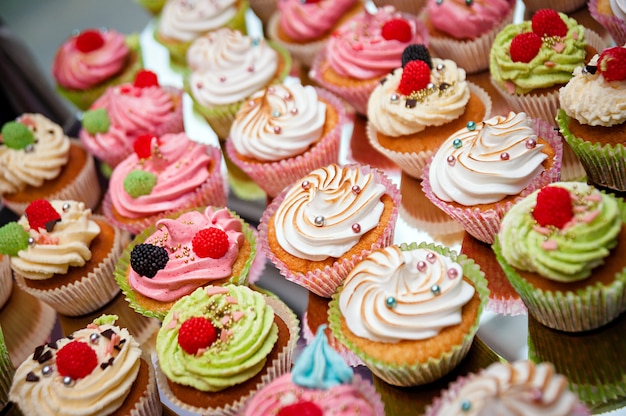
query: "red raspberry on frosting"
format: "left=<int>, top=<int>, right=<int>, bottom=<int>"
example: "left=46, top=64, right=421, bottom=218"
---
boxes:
left=532, top=186, right=574, bottom=229
left=75, top=29, right=105, bottom=53
left=381, top=18, right=413, bottom=42
left=397, top=59, right=431, bottom=96
left=509, top=32, right=542, bottom=63
left=531, top=9, right=567, bottom=38
left=25, top=199, right=61, bottom=232
left=192, top=227, right=230, bottom=259
left=133, top=134, right=158, bottom=159
left=134, top=69, right=160, bottom=88
left=278, top=401, right=324, bottom=416
left=598, top=46, right=626, bottom=82
left=56, top=341, right=98, bottom=380
left=178, top=317, right=218, bottom=355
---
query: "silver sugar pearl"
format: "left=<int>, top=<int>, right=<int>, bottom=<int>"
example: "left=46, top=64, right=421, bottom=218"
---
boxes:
left=436, top=63, right=445, bottom=71
left=42, top=365, right=53, bottom=376
left=25, top=144, right=35, bottom=153
left=390, top=93, right=399, bottom=102
left=62, top=376, right=74, bottom=387
left=89, top=333, right=100, bottom=344
left=427, top=82, right=435, bottom=90
left=62, top=202, right=71, bottom=212
left=314, top=215, right=325, bottom=227
left=28, top=237, right=36, bottom=246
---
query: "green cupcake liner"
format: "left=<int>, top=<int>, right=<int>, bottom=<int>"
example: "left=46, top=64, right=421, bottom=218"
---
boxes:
left=0, top=326, right=14, bottom=409
left=493, top=234, right=626, bottom=333
left=57, top=33, right=143, bottom=111
left=328, top=242, right=490, bottom=387
left=557, top=109, right=626, bottom=192
left=114, top=207, right=257, bottom=321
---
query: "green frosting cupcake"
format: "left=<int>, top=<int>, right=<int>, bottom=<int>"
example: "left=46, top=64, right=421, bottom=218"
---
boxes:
left=0, top=325, right=14, bottom=409
left=157, top=285, right=278, bottom=392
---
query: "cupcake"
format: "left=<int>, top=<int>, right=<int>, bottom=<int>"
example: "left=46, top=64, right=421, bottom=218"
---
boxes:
left=52, top=28, right=142, bottom=111
left=557, top=45, right=626, bottom=192
left=328, top=242, right=489, bottom=386
left=115, top=206, right=257, bottom=320
left=422, top=112, right=563, bottom=244
left=103, top=132, right=227, bottom=235
left=134, top=0, right=166, bottom=15
left=0, top=114, right=101, bottom=216
left=524, top=0, right=588, bottom=14
left=249, top=0, right=277, bottom=30
left=0, top=255, right=12, bottom=310
left=493, top=181, right=626, bottom=332
left=371, top=0, right=426, bottom=14
left=79, top=69, right=184, bottom=169
left=366, top=45, right=492, bottom=180
left=259, top=163, right=400, bottom=298
left=9, top=314, right=161, bottom=416
left=425, top=360, right=590, bottom=415
left=155, top=284, right=299, bottom=415
left=244, top=324, right=385, bottom=415
left=1, top=199, right=128, bottom=316
left=155, top=0, right=249, bottom=68
left=589, top=0, right=626, bottom=46
left=489, top=9, right=605, bottom=126
left=267, top=0, right=363, bottom=68
left=0, top=325, right=14, bottom=411
left=225, top=79, right=347, bottom=198
left=421, top=0, right=516, bottom=74
left=309, top=6, right=429, bottom=115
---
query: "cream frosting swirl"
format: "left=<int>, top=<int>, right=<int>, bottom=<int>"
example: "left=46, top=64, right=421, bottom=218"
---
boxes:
left=230, top=80, right=326, bottom=161
left=427, top=0, right=513, bottom=39
left=188, top=28, right=279, bottom=106
left=10, top=200, right=100, bottom=281
left=367, top=58, right=470, bottom=137
left=559, top=52, right=626, bottom=127
left=277, top=0, right=358, bottom=41
left=158, top=0, right=238, bottom=42
left=128, top=207, right=246, bottom=302
left=498, top=182, right=623, bottom=282
left=52, top=29, right=130, bottom=90
left=157, top=285, right=278, bottom=392
left=428, top=112, right=547, bottom=206
left=326, top=6, right=427, bottom=80
left=108, top=132, right=214, bottom=218
left=0, top=114, right=70, bottom=195
left=274, top=164, right=386, bottom=261
left=431, top=361, right=588, bottom=416
left=339, top=245, right=475, bottom=343
left=9, top=320, right=141, bottom=416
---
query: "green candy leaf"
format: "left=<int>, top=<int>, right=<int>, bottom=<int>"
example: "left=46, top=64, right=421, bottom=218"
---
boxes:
left=82, top=108, right=110, bottom=134
left=93, top=314, right=119, bottom=326
left=1, top=122, right=35, bottom=150
left=123, top=169, right=157, bottom=198
left=0, top=222, right=30, bottom=256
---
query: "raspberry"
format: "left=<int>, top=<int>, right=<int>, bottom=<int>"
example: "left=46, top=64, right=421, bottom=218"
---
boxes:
left=397, top=59, right=431, bottom=96
left=401, top=44, right=432, bottom=69
left=123, top=169, right=157, bottom=198
left=598, top=46, right=626, bottom=82
left=532, top=185, right=574, bottom=229
left=531, top=9, right=567, bottom=38
left=56, top=341, right=98, bottom=380
left=192, top=228, right=229, bottom=259
left=25, top=200, right=61, bottom=232
left=278, top=401, right=323, bottom=416
left=1, top=121, right=35, bottom=150
left=75, top=29, right=105, bottom=53
left=381, top=18, right=413, bottom=42
left=130, top=243, right=169, bottom=278
left=134, top=69, right=160, bottom=88
left=177, top=317, right=217, bottom=355
left=509, top=32, right=542, bottom=63
left=0, top=222, right=30, bottom=256
left=82, top=108, right=110, bottom=135
left=133, top=134, right=158, bottom=159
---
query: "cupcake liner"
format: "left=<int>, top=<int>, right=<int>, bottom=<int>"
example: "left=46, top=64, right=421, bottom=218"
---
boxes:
left=560, top=139, right=587, bottom=183
left=372, top=0, right=427, bottom=15
left=103, top=144, right=227, bottom=235
left=589, top=0, right=626, bottom=46
left=493, top=235, right=626, bottom=332
left=2, top=142, right=102, bottom=216
left=259, top=163, right=401, bottom=298
left=247, top=227, right=267, bottom=285
left=226, top=88, right=347, bottom=198
left=114, top=207, right=257, bottom=320
left=0, top=256, right=12, bottom=309
left=329, top=242, right=489, bottom=387
left=57, top=34, right=143, bottom=111
left=0, top=326, right=14, bottom=409
left=155, top=295, right=300, bottom=416
left=302, top=312, right=364, bottom=367
left=132, top=355, right=163, bottom=416
left=422, top=7, right=515, bottom=74
left=13, top=216, right=127, bottom=316
left=188, top=41, right=293, bottom=140
left=523, top=0, right=588, bottom=14
left=267, top=13, right=329, bottom=69
left=557, top=109, right=626, bottom=192
left=422, top=117, right=563, bottom=245
left=367, top=82, right=493, bottom=180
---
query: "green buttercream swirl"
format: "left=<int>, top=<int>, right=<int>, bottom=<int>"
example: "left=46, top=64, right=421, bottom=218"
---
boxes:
left=498, top=182, right=623, bottom=282
left=157, top=285, right=278, bottom=392
left=489, top=13, right=587, bottom=94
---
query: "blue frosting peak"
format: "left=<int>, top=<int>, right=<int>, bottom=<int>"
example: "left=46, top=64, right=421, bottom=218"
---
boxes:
left=292, top=324, right=353, bottom=389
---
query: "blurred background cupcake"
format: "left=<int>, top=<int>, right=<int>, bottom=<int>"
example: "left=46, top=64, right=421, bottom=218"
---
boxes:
left=371, top=0, right=427, bottom=15
left=0, top=325, right=14, bottom=412
left=589, top=0, right=626, bottom=46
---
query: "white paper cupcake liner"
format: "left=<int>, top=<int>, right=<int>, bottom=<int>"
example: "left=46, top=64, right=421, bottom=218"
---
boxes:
left=0, top=256, right=12, bottom=309
left=589, top=0, right=626, bottom=46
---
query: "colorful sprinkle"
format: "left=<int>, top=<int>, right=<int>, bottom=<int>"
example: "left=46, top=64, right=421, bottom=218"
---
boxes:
left=352, top=223, right=361, bottom=233
left=466, top=121, right=476, bottom=131
left=525, top=139, right=537, bottom=149
left=453, top=138, right=462, bottom=149
left=385, top=296, right=397, bottom=308
left=431, top=285, right=441, bottom=295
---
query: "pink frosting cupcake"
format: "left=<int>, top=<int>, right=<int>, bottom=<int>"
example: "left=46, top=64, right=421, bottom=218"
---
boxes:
left=103, top=133, right=227, bottom=235
left=589, top=0, right=626, bottom=46
left=79, top=70, right=184, bottom=169
left=52, top=28, right=142, bottom=111
left=310, top=6, right=429, bottom=115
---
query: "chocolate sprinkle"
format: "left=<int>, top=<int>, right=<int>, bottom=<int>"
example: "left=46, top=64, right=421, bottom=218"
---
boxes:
left=119, top=339, right=126, bottom=345
left=47, top=341, right=58, bottom=349
left=37, top=350, right=53, bottom=364
left=33, top=345, right=44, bottom=361
left=100, top=329, right=115, bottom=339
left=380, top=77, right=387, bottom=85
left=405, top=99, right=417, bottom=108
left=585, top=65, right=597, bottom=74
left=26, top=372, right=40, bottom=382
left=114, top=345, right=121, bottom=352
left=439, top=82, right=451, bottom=91
left=100, top=357, right=115, bottom=370
left=45, top=218, right=61, bottom=233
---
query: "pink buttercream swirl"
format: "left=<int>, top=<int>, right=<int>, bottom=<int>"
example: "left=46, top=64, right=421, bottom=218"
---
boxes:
left=52, top=29, right=130, bottom=90
left=277, top=0, right=358, bottom=41
left=128, top=207, right=245, bottom=302
left=427, top=0, right=514, bottom=39
left=108, top=132, right=214, bottom=218
left=325, top=6, right=428, bottom=79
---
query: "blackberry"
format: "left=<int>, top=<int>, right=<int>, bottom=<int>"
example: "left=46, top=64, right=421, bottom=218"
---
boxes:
left=130, top=243, right=169, bottom=278
left=401, top=44, right=432, bottom=69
